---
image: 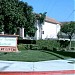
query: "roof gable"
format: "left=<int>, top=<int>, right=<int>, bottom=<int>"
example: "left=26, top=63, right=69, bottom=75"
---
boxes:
left=45, top=16, right=61, bottom=24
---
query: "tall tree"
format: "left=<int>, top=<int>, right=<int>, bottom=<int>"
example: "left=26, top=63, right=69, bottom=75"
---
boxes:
left=23, top=3, right=37, bottom=37
left=61, top=21, right=75, bottom=49
left=0, top=0, right=20, bottom=34
left=0, top=0, right=37, bottom=36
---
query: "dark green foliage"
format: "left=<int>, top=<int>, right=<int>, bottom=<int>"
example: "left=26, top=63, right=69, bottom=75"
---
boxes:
left=0, top=0, right=21, bottom=34
left=71, top=41, right=75, bottom=47
left=0, top=0, right=37, bottom=36
left=18, top=36, right=23, bottom=40
left=61, top=21, right=75, bottom=49
left=18, top=44, right=30, bottom=50
left=18, top=40, right=60, bottom=51
left=58, top=40, right=70, bottom=48
left=61, top=22, right=75, bottom=38
left=53, top=51, right=75, bottom=58
left=37, top=12, right=47, bottom=24
left=17, top=39, right=36, bottom=44
left=36, top=40, right=60, bottom=50
left=53, top=48, right=57, bottom=51
left=29, top=44, right=38, bottom=50
left=18, top=40, right=75, bottom=51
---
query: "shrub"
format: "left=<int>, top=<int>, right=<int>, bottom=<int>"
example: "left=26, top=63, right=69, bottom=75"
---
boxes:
left=18, top=40, right=60, bottom=51
left=66, top=41, right=75, bottom=50
left=30, top=44, right=39, bottom=50
left=18, top=44, right=30, bottom=50
left=42, top=46, right=48, bottom=50
left=71, top=41, right=75, bottom=47
left=58, top=40, right=70, bottom=48
left=53, top=47, right=57, bottom=51
left=36, top=40, right=60, bottom=50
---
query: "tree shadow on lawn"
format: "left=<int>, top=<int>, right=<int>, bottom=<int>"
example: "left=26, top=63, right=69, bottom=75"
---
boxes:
left=52, top=51, right=75, bottom=58
left=40, top=50, right=65, bottom=59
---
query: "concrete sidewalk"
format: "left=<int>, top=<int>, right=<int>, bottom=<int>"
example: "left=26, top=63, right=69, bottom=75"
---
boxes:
left=0, top=59, right=75, bottom=72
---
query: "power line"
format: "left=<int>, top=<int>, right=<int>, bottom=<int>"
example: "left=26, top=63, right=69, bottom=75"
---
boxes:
left=49, top=0, right=57, bottom=14
left=66, top=10, right=75, bottom=21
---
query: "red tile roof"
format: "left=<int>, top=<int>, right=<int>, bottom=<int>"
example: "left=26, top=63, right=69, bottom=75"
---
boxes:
left=45, top=16, right=61, bottom=24
left=35, top=13, right=61, bottom=25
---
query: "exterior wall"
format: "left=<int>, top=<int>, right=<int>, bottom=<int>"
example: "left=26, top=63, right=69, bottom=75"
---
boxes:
left=19, top=21, right=61, bottom=40
left=34, top=20, right=42, bottom=40
left=41, top=22, right=60, bottom=39
left=20, top=28, right=24, bottom=39
left=36, top=24, right=40, bottom=40
left=35, top=20, right=40, bottom=40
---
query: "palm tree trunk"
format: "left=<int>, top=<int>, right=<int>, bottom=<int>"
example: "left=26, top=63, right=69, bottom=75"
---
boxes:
left=69, top=39, right=71, bottom=50
left=39, top=25, right=42, bottom=39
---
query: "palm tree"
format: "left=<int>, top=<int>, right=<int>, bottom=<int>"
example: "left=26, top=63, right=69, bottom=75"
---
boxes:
left=36, top=12, right=47, bottom=39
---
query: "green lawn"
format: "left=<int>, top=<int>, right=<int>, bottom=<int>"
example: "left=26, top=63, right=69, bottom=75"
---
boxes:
left=0, top=50, right=68, bottom=62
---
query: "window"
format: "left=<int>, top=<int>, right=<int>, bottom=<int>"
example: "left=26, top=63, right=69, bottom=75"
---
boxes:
left=42, top=31, right=44, bottom=34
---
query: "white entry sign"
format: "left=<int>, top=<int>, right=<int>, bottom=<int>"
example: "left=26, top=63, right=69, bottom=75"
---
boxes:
left=0, top=37, right=17, bottom=46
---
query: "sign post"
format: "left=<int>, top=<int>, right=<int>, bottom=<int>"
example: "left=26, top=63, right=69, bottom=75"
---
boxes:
left=0, top=34, right=18, bottom=52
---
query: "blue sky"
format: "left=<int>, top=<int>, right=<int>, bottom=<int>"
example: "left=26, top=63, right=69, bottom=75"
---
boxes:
left=21, top=0, right=74, bottom=22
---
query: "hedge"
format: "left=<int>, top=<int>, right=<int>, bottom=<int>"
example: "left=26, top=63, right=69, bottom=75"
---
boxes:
left=18, top=40, right=60, bottom=51
left=36, top=40, right=60, bottom=50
